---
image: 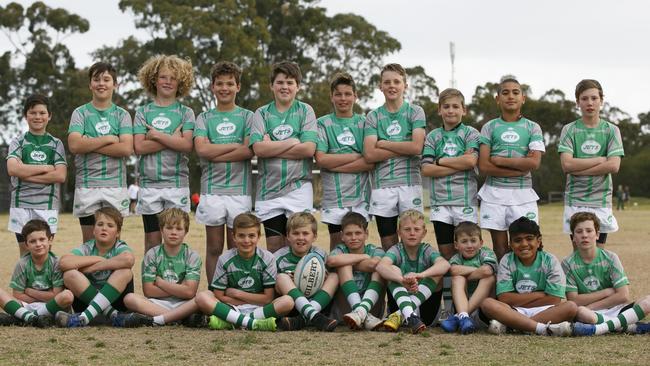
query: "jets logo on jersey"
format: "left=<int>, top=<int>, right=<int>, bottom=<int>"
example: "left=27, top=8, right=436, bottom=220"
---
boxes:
left=583, top=275, right=601, bottom=291
left=151, top=114, right=172, bottom=130
left=30, top=150, right=47, bottom=162
left=580, top=140, right=601, bottom=155
left=500, top=128, right=520, bottom=143
left=273, top=124, right=294, bottom=140
left=216, top=120, right=236, bottom=136
left=515, top=279, right=537, bottom=293
left=95, top=119, right=111, bottom=135
left=31, top=279, right=49, bottom=290
left=442, top=141, right=459, bottom=156
left=336, top=128, right=355, bottom=146
left=238, top=276, right=255, bottom=289
left=462, top=207, right=474, bottom=214
left=386, top=120, right=401, bottom=136
left=48, top=217, right=58, bottom=224
left=163, top=269, right=179, bottom=283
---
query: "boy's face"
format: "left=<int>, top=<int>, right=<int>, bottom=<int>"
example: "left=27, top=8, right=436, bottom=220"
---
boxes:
left=454, top=232, right=483, bottom=259
left=233, top=226, right=260, bottom=258
left=496, top=81, right=525, bottom=114
left=212, top=74, right=241, bottom=106
left=438, top=96, right=466, bottom=126
left=287, top=225, right=316, bottom=257
left=509, top=232, right=541, bottom=263
left=379, top=70, right=407, bottom=103
left=398, top=218, right=427, bottom=248
left=572, top=220, right=599, bottom=251
left=89, top=71, right=116, bottom=101
left=331, top=84, right=356, bottom=115
left=25, top=230, right=52, bottom=256
left=161, top=222, right=187, bottom=247
left=341, top=224, right=367, bottom=252
left=156, top=66, right=178, bottom=99
left=25, top=104, right=51, bottom=134
left=93, top=214, right=120, bottom=246
left=270, top=73, right=299, bottom=105
left=577, top=88, right=602, bottom=120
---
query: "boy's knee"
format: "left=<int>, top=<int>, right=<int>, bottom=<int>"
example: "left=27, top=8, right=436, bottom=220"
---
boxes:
left=276, top=295, right=294, bottom=313
left=637, top=295, right=650, bottom=312
left=195, top=290, right=215, bottom=311
left=63, top=269, right=83, bottom=283
left=110, top=268, right=134, bottom=283
left=564, top=300, right=578, bottom=315
left=58, top=289, right=74, bottom=306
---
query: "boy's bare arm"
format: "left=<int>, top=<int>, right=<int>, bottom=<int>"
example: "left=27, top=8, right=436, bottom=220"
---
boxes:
left=315, top=152, right=360, bottom=170
left=363, top=135, right=399, bottom=163
left=421, top=163, right=458, bottom=178
left=81, top=252, right=135, bottom=273
left=438, top=151, right=478, bottom=171
left=144, top=126, right=193, bottom=153
left=277, top=141, right=316, bottom=159
left=214, top=289, right=246, bottom=306
left=573, top=156, right=621, bottom=176
left=478, top=145, right=524, bottom=177
left=252, top=137, right=299, bottom=158
left=154, top=278, right=199, bottom=300
left=22, top=287, right=56, bottom=302
left=143, top=281, right=173, bottom=298
left=326, top=253, right=370, bottom=268
left=333, top=157, right=375, bottom=173
left=490, top=150, right=543, bottom=172
left=375, top=128, right=425, bottom=156
left=376, top=257, right=405, bottom=284
left=211, top=145, right=254, bottom=162
left=194, top=137, right=238, bottom=159
left=12, top=290, right=37, bottom=303
left=224, top=287, right=274, bottom=306
left=584, top=286, right=630, bottom=310
left=68, top=132, right=118, bottom=154
left=498, top=291, right=559, bottom=307
left=415, top=257, right=450, bottom=279
left=94, top=134, right=134, bottom=157
left=466, top=264, right=495, bottom=281
left=560, top=152, right=606, bottom=173
left=449, top=264, right=477, bottom=276
left=22, top=164, right=67, bottom=184
left=59, top=254, right=104, bottom=272
left=134, top=134, right=166, bottom=155
left=7, top=159, right=54, bottom=179
left=353, top=257, right=382, bottom=273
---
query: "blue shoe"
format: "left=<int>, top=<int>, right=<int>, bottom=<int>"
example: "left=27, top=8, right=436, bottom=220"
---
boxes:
left=634, top=322, right=650, bottom=334
left=440, top=315, right=459, bottom=333
left=64, top=313, right=84, bottom=328
left=572, top=322, right=596, bottom=336
left=459, top=316, right=476, bottom=334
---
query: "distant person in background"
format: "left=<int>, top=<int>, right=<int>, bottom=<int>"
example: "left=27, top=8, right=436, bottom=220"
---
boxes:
left=616, top=185, right=624, bottom=211
left=127, top=180, right=140, bottom=214
left=624, top=186, right=630, bottom=204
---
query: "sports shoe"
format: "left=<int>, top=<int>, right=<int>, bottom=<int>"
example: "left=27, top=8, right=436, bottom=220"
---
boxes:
left=277, top=315, right=306, bottom=331
left=55, top=312, right=85, bottom=328
left=459, top=316, right=477, bottom=335
left=343, top=308, right=366, bottom=330
left=183, top=313, right=208, bottom=328
left=111, top=312, right=153, bottom=328
left=208, top=315, right=234, bottom=330
left=31, top=314, right=54, bottom=328
left=0, top=313, right=21, bottom=326
left=546, top=321, right=572, bottom=337
left=309, top=313, right=337, bottom=332
left=252, top=317, right=277, bottom=332
left=487, top=319, right=507, bottom=335
left=634, top=322, right=650, bottom=334
left=440, top=315, right=460, bottom=333
left=383, top=311, right=403, bottom=332
left=363, top=313, right=384, bottom=331
left=572, top=322, right=596, bottom=336
left=406, top=315, right=426, bottom=334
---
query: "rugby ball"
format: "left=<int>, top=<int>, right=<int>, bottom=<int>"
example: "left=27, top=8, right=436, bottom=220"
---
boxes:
left=294, top=253, right=325, bottom=297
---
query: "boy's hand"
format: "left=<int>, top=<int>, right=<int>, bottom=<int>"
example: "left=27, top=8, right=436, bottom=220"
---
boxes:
left=263, top=134, right=271, bottom=142
left=490, top=155, right=508, bottom=167
left=402, top=274, right=419, bottom=293
left=225, top=288, right=244, bottom=298
left=154, top=276, right=168, bottom=287
left=145, top=124, right=165, bottom=141
left=172, top=124, right=183, bottom=137
left=375, top=140, right=388, bottom=148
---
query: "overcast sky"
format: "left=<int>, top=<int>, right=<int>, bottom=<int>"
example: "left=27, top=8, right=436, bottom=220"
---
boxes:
left=3, top=0, right=649, bottom=120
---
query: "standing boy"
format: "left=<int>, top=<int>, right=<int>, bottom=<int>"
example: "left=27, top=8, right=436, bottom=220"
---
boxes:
left=194, top=61, right=254, bottom=281
left=250, top=61, right=318, bottom=252
left=478, top=76, right=545, bottom=260
left=315, top=73, right=373, bottom=249
left=7, top=94, right=67, bottom=256
left=68, top=62, right=134, bottom=243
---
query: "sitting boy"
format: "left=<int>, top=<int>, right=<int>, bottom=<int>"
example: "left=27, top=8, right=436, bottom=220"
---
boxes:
left=194, top=213, right=292, bottom=331
left=326, top=212, right=385, bottom=330
left=0, top=219, right=73, bottom=327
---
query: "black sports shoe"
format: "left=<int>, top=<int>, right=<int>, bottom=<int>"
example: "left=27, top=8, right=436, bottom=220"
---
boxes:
left=183, top=313, right=208, bottom=328
left=0, top=313, right=21, bottom=326
left=278, top=316, right=306, bottom=331
left=406, top=315, right=426, bottom=334
left=309, top=313, right=337, bottom=332
left=112, top=312, right=153, bottom=328
left=31, top=314, right=54, bottom=328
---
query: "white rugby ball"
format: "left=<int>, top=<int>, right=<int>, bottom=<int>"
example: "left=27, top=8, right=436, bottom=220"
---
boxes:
left=294, top=253, right=325, bottom=297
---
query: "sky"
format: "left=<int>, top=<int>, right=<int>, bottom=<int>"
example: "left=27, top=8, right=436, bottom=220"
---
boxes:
left=3, top=0, right=649, bottom=120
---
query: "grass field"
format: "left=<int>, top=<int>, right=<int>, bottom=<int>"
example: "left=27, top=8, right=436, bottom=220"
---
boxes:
left=1, top=202, right=650, bottom=365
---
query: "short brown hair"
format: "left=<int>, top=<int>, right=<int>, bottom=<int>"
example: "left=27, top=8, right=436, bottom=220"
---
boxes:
left=330, top=72, right=356, bottom=94
left=233, top=212, right=261, bottom=235
left=438, top=88, right=465, bottom=108
left=211, top=61, right=242, bottom=85
left=341, top=212, right=368, bottom=231
left=270, top=61, right=302, bottom=85
left=286, top=212, right=317, bottom=234
left=380, top=63, right=407, bottom=82
left=94, top=207, right=124, bottom=232
left=137, top=55, right=195, bottom=98
left=569, top=212, right=600, bottom=234
left=21, top=219, right=52, bottom=240
left=454, top=221, right=481, bottom=241
left=158, top=208, right=190, bottom=232
left=575, top=79, right=603, bottom=100
left=88, top=62, right=117, bottom=84
left=23, top=94, right=51, bottom=117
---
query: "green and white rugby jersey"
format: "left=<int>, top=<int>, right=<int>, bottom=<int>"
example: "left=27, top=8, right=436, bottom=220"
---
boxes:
left=71, top=239, right=133, bottom=286
left=479, top=117, right=545, bottom=189
left=8, top=132, right=67, bottom=210
left=316, top=113, right=370, bottom=209
left=558, top=119, right=624, bottom=208
left=365, top=102, right=426, bottom=189
left=385, top=242, right=440, bottom=275
left=142, top=243, right=201, bottom=285
left=329, top=243, right=384, bottom=292
left=68, top=103, right=132, bottom=188
left=449, top=247, right=497, bottom=294
left=134, top=102, right=195, bottom=188
left=194, top=106, right=253, bottom=196
left=496, top=251, right=566, bottom=298
left=210, top=247, right=276, bottom=293
left=562, top=248, right=629, bottom=294
left=274, top=246, right=327, bottom=274
left=249, top=100, right=318, bottom=201
left=422, top=123, right=480, bottom=206
left=9, top=252, right=63, bottom=292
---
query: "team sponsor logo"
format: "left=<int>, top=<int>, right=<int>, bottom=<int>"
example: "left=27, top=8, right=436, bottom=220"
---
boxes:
left=500, top=128, right=520, bottom=143
left=580, top=140, right=601, bottom=155
left=462, top=207, right=474, bottom=214
left=30, top=150, right=47, bottom=162
left=386, top=120, right=401, bottom=136
left=607, top=215, right=613, bottom=223
left=31, top=280, right=49, bottom=291
left=442, top=141, right=458, bottom=156
left=272, top=124, right=294, bottom=140
left=432, top=206, right=440, bottom=212
left=181, top=197, right=188, bottom=205
left=216, top=121, right=236, bottom=136
left=48, top=217, right=58, bottom=224
left=151, top=115, right=172, bottom=130
left=95, top=119, right=111, bottom=135
left=163, top=269, right=179, bottom=283
left=238, top=276, right=255, bottom=289
left=336, top=128, right=356, bottom=146
left=515, top=279, right=537, bottom=293
left=482, top=214, right=491, bottom=220
left=582, top=275, right=601, bottom=291
left=121, top=199, right=129, bottom=207
left=412, top=198, right=422, bottom=206
left=525, top=212, right=537, bottom=220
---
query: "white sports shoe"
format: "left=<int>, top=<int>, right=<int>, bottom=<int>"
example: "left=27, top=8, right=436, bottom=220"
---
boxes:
left=546, top=321, right=572, bottom=337
left=488, top=319, right=507, bottom=335
left=363, top=313, right=383, bottom=331
left=343, top=308, right=366, bottom=330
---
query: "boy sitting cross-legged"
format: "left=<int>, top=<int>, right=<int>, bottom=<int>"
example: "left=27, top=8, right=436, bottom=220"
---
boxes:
left=0, top=219, right=73, bottom=327
left=326, top=212, right=385, bottom=330
left=122, top=208, right=203, bottom=327
left=194, top=213, right=292, bottom=331
left=565, top=212, right=650, bottom=336
left=376, top=209, right=450, bottom=334
left=274, top=212, right=340, bottom=331
left=440, top=222, right=497, bottom=334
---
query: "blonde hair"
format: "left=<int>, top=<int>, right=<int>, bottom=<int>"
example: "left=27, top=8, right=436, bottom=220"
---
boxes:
left=398, top=209, right=426, bottom=228
left=158, top=208, right=190, bottom=232
left=138, top=55, right=195, bottom=98
left=438, top=88, right=465, bottom=108
left=286, top=212, right=317, bottom=234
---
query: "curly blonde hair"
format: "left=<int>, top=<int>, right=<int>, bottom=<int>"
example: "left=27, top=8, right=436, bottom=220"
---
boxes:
left=137, top=55, right=195, bottom=98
